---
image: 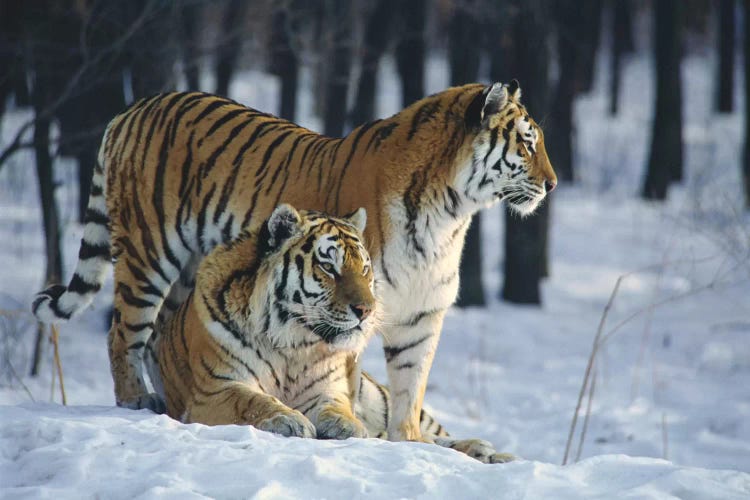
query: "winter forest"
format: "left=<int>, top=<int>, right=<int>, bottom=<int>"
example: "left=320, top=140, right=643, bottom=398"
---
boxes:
left=1, top=0, right=750, bottom=498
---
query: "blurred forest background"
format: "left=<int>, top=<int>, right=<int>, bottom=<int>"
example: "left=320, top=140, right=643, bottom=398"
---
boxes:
left=1, top=0, right=749, bottom=374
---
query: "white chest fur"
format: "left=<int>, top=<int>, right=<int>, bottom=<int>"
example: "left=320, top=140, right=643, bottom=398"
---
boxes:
left=376, top=201, right=471, bottom=324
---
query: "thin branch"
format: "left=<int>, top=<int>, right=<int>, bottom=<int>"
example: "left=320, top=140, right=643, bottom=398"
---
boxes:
left=50, top=324, right=67, bottom=405
left=0, top=0, right=161, bottom=172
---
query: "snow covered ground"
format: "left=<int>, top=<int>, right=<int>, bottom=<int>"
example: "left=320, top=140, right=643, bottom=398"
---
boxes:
left=1, top=45, right=750, bottom=498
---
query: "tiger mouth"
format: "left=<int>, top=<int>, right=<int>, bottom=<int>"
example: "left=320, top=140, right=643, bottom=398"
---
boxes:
left=310, top=322, right=363, bottom=344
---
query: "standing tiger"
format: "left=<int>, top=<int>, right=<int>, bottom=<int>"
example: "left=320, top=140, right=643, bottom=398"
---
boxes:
left=33, top=80, right=556, bottom=443
left=146, top=203, right=512, bottom=463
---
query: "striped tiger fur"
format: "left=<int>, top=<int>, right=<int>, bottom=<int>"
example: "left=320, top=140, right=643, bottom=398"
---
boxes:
left=146, top=204, right=513, bottom=463
left=32, top=80, right=556, bottom=444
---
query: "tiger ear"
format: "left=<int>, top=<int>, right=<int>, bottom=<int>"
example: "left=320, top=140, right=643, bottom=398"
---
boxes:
left=481, top=83, right=508, bottom=122
left=267, top=204, right=302, bottom=249
left=466, top=83, right=508, bottom=129
left=507, top=79, right=522, bottom=101
left=345, top=207, right=367, bottom=234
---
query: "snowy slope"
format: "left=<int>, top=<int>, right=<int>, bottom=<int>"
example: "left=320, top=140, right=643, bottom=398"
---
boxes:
left=2, top=45, right=750, bottom=498
left=2, top=404, right=749, bottom=500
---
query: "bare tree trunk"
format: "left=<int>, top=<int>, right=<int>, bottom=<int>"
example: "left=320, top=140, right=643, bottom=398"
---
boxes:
left=126, top=1, right=178, bottom=98
left=450, top=0, right=484, bottom=307
left=578, top=0, right=603, bottom=94
left=0, top=0, right=27, bottom=115
left=31, top=114, right=62, bottom=376
left=497, top=0, right=551, bottom=305
left=395, top=0, right=426, bottom=107
left=323, top=0, right=352, bottom=137
left=270, top=8, right=299, bottom=121
left=178, top=0, right=201, bottom=90
left=743, top=0, right=750, bottom=208
left=215, top=0, right=247, bottom=98
left=350, top=0, right=395, bottom=126
left=717, top=0, right=736, bottom=113
left=643, top=0, right=683, bottom=200
left=610, top=0, right=634, bottom=115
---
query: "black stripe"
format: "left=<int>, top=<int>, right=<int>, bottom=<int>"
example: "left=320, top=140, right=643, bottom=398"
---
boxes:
left=200, top=355, right=234, bottom=381
left=254, top=347, right=281, bottom=389
left=125, top=260, right=162, bottom=298
left=254, top=129, right=296, bottom=180
left=118, top=282, right=157, bottom=309
left=264, top=132, right=308, bottom=195
left=370, top=374, right=389, bottom=429
left=202, top=292, right=251, bottom=348
left=78, top=240, right=110, bottom=260
left=408, top=100, right=441, bottom=140
left=169, top=95, right=206, bottom=148
left=296, top=394, right=322, bottom=415
left=398, top=308, right=442, bottom=327
left=383, top=334, right=432, bottom=362
left=67, top=273, right=101, bottom=295
left=190, top=98, right=232, bottom=126
left=153, top=112, right=184, bottom=274
left=156, top=92, right=189, bottom=130
left=294, top=365, right=338, bottom=400
left=209, top=332, right=264, bottom=391
left=124, top=321, right=155, bottom=333
left=205, top=108, right=248, bottom=137
left=365, top=121, right=396, bottom=152
left=178, top=131, right=196, bottom=198
left=83, top=208, right=109, bottom=226
left=197, top=184, right=218, bottom=254
left=483, top=127, right=499, bottom=164
left=201, top=115, right=258, bottom=180
left=131, top=185, right=171, bottom=284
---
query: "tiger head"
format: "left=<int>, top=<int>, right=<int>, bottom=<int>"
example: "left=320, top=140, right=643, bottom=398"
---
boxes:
left=260, top=204, right=377, bottom=352
left=460, top=80, right=557, bottom=216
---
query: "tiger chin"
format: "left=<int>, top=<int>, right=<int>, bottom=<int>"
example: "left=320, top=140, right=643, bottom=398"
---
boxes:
left=145, top=204, right=514, bottom=463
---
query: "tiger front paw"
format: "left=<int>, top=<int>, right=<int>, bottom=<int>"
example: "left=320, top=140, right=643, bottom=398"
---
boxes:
left=316, top=412, right=369, bottom=440
left=258, top=411, right=316, bottom=438
left=434, top=437, right=518, bottom=464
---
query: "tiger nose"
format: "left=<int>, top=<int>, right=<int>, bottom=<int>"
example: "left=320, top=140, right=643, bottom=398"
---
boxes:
left=350, top=303, right=372, bottom=321
left=544, top=180, right=557, bottom=193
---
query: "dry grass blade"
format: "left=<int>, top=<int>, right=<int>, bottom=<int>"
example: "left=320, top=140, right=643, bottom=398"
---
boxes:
left=562, top=276, right=623, bottom=466
left=0, top=307, right=35, bottom=401
left=574, top=365, right=598, bottom=462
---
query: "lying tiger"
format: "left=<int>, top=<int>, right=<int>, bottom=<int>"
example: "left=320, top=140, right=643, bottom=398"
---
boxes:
left=146, top=204, right=512, bottom=463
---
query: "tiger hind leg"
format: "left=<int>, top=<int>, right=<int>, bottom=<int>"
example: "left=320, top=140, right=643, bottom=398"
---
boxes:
left=356, top=371, right=517, bottom=464
left=108, top=252, right=185, bottom=412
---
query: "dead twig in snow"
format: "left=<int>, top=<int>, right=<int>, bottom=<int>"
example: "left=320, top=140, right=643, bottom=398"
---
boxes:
left=50, top=324, right=67, bottom=405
